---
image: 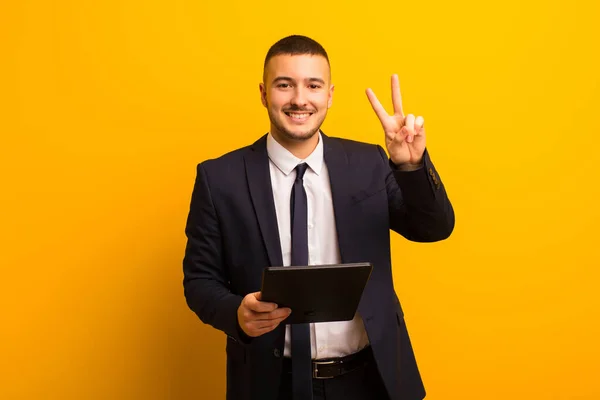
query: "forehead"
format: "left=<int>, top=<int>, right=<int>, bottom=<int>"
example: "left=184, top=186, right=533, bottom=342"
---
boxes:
left=265, top=54, right=330, bottom=82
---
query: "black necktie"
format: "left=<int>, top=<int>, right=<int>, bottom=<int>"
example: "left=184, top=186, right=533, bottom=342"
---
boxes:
left=290, top=163, right=312, bottom=400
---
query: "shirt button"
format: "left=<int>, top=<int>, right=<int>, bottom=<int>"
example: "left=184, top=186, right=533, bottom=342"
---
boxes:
left=273, top=348, right=281, bottom=358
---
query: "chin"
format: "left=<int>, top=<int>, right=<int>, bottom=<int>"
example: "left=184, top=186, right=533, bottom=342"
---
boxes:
left=290, top=128, right=318, bottom=138
left=281, top=127, right=319, bottom=142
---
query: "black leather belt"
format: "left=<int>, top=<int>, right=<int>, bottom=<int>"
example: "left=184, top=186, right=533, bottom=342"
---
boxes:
left=283, top=346, right=372, bottom=379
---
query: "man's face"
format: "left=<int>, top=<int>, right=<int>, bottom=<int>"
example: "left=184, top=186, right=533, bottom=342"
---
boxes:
left=260, top=54, right=334, bottom=142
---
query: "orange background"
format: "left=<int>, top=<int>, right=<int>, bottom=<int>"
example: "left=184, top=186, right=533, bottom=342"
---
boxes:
left=2, top=1, right=599, bottom=399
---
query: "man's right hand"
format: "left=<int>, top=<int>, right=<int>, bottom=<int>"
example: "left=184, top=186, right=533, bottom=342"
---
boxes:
left=237, top=291, right=291, bottom=337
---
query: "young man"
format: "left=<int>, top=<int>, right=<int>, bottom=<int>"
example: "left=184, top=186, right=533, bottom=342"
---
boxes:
left=183, top=35, right=454, bottom=400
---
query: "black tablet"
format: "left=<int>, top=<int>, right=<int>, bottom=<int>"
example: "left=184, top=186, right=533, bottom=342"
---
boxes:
left=260, top=262, right=373, bottom=324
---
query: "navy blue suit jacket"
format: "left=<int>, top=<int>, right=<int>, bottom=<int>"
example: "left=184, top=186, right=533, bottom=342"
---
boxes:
left=183, top=132, right=454, bottom=400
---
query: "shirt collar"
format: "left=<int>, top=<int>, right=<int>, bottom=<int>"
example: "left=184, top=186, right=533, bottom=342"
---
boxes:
left=266, top=131, right=324, bottom=176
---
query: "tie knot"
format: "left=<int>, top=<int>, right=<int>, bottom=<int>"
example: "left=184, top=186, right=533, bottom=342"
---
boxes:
left=295, top=163, right=308, bottom=181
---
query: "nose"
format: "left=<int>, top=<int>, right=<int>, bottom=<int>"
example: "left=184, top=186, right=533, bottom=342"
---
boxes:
left=290, top=87, right=308, bottom=108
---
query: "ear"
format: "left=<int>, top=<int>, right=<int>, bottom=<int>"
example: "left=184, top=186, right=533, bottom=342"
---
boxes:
left=259, top=83, right=267, bottom=108
left=327, top=84, right=335, bottom=109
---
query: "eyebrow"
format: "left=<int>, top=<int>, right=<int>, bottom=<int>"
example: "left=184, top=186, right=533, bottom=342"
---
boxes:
left=272, top=76, right=326, bottom=85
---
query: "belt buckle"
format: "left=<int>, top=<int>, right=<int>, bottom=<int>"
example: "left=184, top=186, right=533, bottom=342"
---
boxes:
left=312, top=360, right=337, bottom=379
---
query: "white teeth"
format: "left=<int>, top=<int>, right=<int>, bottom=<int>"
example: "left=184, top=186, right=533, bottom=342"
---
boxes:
left=288, top=113, right=310, bottom=119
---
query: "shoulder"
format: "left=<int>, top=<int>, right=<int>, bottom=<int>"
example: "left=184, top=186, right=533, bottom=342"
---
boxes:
left=196, top=132, right=269, bottom=174
left=189, top=144, right=254, bottom=198
left=197, top=145, right=251, bottom=174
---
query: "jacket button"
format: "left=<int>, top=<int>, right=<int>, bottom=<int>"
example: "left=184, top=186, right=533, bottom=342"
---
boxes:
left=273, top=348, right=281, bottom=358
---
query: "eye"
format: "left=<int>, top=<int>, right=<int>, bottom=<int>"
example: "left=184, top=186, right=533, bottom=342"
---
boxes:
left=309, top=84, right=322, bottom=89
left=277, top=83, right=291, bottom=88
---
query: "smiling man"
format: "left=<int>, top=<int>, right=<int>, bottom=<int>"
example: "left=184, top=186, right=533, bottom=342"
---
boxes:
left=183, top=35, right=455, bottom=400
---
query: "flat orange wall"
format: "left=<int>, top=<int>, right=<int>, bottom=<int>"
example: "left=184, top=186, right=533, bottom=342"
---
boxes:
left=2, top=1, right=599, bottom=399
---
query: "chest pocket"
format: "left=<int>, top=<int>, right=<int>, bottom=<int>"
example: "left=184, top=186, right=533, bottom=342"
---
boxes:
left=351, top=184, right=386, bottom=204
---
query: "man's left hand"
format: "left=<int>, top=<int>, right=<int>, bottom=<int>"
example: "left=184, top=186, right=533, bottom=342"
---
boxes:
left=366, top=74, right=426, bottom=167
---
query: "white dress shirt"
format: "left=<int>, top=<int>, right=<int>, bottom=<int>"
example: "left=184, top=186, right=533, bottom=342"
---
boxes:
left=266, top=131, right=370, bottom=360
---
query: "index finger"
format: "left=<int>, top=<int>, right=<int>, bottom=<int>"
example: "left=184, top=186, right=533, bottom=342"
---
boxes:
left=391, top=74, right=404, bottom=117
left=366, top=88, right=389, bottom=124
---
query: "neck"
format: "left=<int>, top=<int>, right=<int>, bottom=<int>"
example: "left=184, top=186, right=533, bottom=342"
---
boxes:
left=271, top=130, right=320, bottom=160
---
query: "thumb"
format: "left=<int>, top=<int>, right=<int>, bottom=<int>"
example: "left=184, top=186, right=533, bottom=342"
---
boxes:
left=248, top=291, right=277, bottom=312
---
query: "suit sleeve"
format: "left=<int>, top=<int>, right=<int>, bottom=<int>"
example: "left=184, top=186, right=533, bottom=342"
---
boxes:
left=182, top=162, right=249, bottom=343
left=377, top=145, right=455, bottom=242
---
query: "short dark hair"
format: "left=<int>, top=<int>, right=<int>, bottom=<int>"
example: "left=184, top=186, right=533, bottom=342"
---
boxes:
left=263, top=35, right=330, bottom=81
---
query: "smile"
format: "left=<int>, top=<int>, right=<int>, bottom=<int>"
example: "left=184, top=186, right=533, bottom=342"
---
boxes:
left=285, top=112, right=312, bottom=122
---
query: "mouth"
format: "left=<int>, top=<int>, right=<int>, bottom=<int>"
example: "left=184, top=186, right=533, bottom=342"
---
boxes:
left=284, top=111, right=313, bottom=123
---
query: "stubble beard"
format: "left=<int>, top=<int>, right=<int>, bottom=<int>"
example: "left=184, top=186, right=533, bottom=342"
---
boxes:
left=267, top=106, right=325, bottom=142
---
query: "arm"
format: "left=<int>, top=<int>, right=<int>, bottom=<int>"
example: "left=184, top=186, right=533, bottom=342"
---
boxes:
left=377, top=145, right=455, bottom=242
left=366, top=74, right=455, bottom=241
left=182, top=162, right=247, bottom=342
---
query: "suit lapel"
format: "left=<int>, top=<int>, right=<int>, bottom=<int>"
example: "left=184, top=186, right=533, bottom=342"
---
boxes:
left=244, top=135, right=284, bottom=267
left=322, top=134, right=355, bottom=264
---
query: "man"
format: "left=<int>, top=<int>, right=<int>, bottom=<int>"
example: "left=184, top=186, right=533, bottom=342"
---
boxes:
left=182, top=35, right=454, bottom=400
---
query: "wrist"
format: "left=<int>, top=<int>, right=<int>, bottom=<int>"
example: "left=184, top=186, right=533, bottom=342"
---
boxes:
left=391, top=158, right=423, bottom=171
left=396, top=163, right=422, bottom=171
left=236, top=312, right=253, bottom=343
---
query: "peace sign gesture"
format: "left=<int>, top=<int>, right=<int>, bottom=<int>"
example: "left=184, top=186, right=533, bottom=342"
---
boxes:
left=366, top=74, right=426, bottom=167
